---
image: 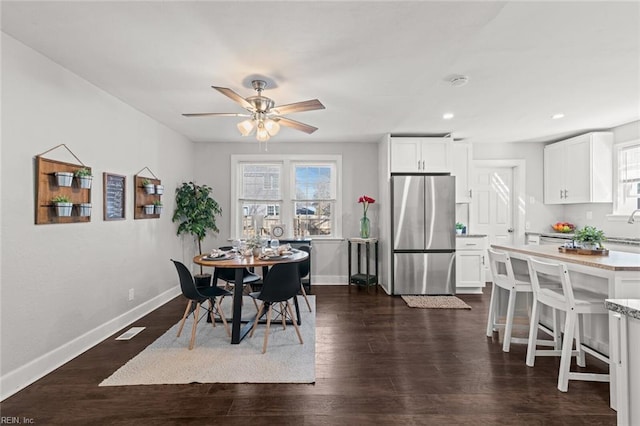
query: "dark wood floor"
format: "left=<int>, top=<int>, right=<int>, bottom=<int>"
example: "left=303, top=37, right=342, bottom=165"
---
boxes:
left=1, top=286, right=614, bottom=425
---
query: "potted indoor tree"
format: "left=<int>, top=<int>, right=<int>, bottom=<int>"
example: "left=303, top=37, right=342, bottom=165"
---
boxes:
left=52, top=195, right=73, bottom=216
left=172, top=182, right=222, bottom=285
left=74, top=167, right=92, bottom=189
left=574, top=225, right=606, bottom=250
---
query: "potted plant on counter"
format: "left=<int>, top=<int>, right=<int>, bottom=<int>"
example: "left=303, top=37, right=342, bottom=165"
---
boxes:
left=574, top=225, right=606, bottom=250
left=455, top=222, right=465, bottom=235
left=52, top=195, right=73, bottom=217
left=172, top=182, right=222, bottom=285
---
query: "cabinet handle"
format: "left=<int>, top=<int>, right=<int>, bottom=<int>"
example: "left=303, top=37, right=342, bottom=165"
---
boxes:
left=482, top=255, right=485, bottom=265
left=560, top=189, right=564, bottom=199
left=564, top=190, right=568, bottom=199
left=469, top=189, right=472, bottom=198
left=417, top=160, right=421, bottom=170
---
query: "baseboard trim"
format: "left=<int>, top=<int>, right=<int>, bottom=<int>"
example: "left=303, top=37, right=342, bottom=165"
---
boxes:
left=0, top=286, right=181, bottom=401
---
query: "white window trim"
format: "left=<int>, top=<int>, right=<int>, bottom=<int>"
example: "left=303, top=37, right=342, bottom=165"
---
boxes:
left=230, top=154, right=343, bottom=239
left=608, top=139, right=640, bottom=220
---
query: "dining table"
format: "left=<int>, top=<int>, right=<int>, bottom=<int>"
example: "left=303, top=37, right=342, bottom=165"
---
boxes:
left=193, top=249, right=309, bottom=344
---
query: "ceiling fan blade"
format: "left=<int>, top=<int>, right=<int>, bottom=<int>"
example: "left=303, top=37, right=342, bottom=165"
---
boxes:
left=212, top=86, right=254, bottom=110
left=277, top=117, right=318, bottom=134
left=182, top=112, right=250, bottom=117
left=272, top=99, right=325, bottom=115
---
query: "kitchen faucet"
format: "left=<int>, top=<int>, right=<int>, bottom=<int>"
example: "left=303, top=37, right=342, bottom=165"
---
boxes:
left=628, top=209, right=640, bottom=223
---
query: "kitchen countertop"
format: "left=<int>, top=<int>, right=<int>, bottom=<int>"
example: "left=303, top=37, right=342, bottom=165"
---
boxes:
left=456, top=234, right=487, bottom=238
left=526, top=231, right=640, bottom=247
left=490, top=243, right=640, bottom=272
left=605, top=299, right=640, bottom=320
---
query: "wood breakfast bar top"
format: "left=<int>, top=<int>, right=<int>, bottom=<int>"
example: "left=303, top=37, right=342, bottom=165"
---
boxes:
left=490, top=243, right=640, bottom=272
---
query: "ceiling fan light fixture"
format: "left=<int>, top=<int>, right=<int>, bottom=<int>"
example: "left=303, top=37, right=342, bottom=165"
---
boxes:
left=264, top=118, right=280, bottom=136
left=256, top=123, right=270, bottom=142
left=237, top=119, right=255, bottom=136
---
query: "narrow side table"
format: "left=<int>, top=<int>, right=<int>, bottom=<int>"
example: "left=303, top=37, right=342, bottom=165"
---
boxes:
left=348, top=237, right=379, bottom=293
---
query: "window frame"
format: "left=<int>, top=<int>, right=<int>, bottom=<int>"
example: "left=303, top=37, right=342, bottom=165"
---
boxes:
left=612, top=139, right=640, bottom=217
left=231, top=154, right=343, bottom=239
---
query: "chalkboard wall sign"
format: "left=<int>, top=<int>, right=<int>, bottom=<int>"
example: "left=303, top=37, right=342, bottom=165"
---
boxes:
left=103, top=173, right=126, bottom=220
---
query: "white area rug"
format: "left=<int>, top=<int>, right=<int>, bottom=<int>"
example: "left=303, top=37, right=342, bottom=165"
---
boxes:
left=401, top=295, right=472, bottom=309
left=100, top=296, right=315, bottom=386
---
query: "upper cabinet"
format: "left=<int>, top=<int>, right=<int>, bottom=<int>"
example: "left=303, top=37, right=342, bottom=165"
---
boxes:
left=452, top=142, right=471, bottom=203
left=543, top=132, right=613, bottom=204
left=390, top=136, right=453, bottom=173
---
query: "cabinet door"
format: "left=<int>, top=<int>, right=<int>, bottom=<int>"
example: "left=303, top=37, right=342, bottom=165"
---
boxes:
left=456, top=251, right=484, bottom=288
left=421, top=138, right=452, bottom=172
left=452, top=142, right=471, bottom=203
left=564, top=137, right=591, bottom=203
left=390, top=138, right=421, bottom=172
left=544, top=143, right=565, bottom=204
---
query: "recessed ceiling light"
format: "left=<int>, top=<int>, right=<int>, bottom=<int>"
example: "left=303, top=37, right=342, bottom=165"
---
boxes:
left=443, top=113, right=454, bottom=120
left=552, top=113, right=565, bottom=120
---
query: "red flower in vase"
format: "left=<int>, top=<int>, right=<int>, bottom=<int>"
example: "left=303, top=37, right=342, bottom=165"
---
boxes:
left=358, top=195, right=376, bottom=217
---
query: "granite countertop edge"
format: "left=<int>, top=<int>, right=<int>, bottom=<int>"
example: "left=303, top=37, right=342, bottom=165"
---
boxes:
left=456, top=234, right=487, bottom=238
left=605, top=299, right=640, bottom=320
left=526, top=231, right=640, bottom=246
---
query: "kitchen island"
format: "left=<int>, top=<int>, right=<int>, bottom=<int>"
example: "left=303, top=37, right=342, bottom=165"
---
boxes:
left=491, top=243, right=640, bottom=410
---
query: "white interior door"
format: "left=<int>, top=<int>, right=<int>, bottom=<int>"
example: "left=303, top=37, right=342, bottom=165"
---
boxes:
left=471, top=166, right=514, bottom=245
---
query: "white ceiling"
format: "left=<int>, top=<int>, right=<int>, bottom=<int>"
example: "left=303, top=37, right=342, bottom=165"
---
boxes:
left=2, top=1, right=639, bottom=145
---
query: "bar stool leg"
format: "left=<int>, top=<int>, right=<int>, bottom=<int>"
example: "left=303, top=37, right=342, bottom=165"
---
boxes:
left=486, top=283, right=498, bottom=337
left=503, top=288, right=518, bottom=352
left=557, top=310, right=577, bottom=392
left=576, top=314, right=586, bottom=367
left=526, top=298, right=542, bottom=367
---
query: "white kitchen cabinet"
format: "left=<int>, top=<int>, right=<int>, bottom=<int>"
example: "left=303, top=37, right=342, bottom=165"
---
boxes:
left=452, top=142, right=471, bottom=203
left=543, top=132, right=613, bottom=204
left=456, top=236, right=487, bottom=294
left=390, top=136, right=453, bottom=173
left=609, top=307, right=640, bottom=425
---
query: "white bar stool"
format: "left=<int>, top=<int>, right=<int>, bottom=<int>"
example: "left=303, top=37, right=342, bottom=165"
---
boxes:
left=525, top=257, right=610, bottom=392
left=485, top=249, right=559, bottom=352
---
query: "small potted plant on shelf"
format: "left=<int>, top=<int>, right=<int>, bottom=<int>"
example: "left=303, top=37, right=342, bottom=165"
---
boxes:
left=155, top=183, right=164, bottom=195
left=142, top=178, right=155, bottom=194
left=77, top=202, right=92, bottom=217
left=74, top=167, right=92, bottom=189
left=143, top=204, right=155, bottom=215
left=54, top=171, right=73, bottom=187
left=455, top=222, right=465, bottom=235
left=52, top=195, right=73, bottom=217
left=573, top=225, right=606, bottom=250
left=153, top=199, right=163, bottom=215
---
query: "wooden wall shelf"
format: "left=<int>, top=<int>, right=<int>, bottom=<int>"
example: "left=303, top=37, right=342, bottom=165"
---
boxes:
left=35, top=156, right=92, bottom=225
left=134, top=175, right=162, bottom=219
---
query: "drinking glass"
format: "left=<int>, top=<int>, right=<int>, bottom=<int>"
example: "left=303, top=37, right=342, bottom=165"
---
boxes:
left=231, top=239, right=240, bottom=256
left=270, top=239, right=279, bottom=250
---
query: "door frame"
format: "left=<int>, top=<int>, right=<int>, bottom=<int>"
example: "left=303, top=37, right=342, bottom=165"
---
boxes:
left=470, top=159, right=526, bottom=246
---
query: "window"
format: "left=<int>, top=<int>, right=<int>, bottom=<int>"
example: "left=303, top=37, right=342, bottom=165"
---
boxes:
left=614, top=141, right=640, bottom=215
left=231, top=155, right=342, bottom=239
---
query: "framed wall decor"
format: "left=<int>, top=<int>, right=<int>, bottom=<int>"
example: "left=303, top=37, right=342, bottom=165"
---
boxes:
left=103, top=173, right=126, bottom=220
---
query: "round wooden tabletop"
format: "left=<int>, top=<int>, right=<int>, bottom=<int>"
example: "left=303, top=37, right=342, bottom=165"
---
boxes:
left=193, top=249, right=308, bottom=269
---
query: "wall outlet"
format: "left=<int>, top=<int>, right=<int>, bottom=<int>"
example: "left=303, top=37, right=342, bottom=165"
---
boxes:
left=525, top=221, right=531, bottom=230
left=529, top=196, right=535, bottom=204
left=128, top=288, right=134, bottom=301
left=586, top=211, right=593, bottom=220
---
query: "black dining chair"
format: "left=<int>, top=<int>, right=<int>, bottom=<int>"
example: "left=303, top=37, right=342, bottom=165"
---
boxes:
left=249, top=262, right=304, bottom=353
left=297, top=245, right=312, bottom=312
left=215, top=246, right=262, bottom=310
left=171, top=259, right=232, bottom=350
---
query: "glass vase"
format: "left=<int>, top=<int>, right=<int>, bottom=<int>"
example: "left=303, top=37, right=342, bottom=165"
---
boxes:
left=359, top=216, right=371, bottom=238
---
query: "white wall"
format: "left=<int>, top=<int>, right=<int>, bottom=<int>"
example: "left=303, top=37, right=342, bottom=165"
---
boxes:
left=192, top=141, right=379, bottom=284
left=0, top=34, right=195, bottom=399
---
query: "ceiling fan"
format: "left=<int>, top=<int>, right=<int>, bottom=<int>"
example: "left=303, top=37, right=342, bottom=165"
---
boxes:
left=182, top=80, right=325, bottom=142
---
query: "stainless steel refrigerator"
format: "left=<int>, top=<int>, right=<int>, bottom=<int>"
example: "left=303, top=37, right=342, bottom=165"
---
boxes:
left=391, top=174, right=456, bottom=295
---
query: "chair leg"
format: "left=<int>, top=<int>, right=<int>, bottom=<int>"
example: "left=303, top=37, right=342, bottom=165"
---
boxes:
left=189, top=303, right=201, bottom=350
left=553, top=309, right=562, bottom=350
left=576, top=314, right=586, bottom=367
left=557, top=311, right=577, bottom=392
left=286, top=301, right=304, bottom=345
left=502, top=288, right=518, bottom=352
left=526, top=298, right=541, bottom=367
left=486, top=283, right=498, bottom=337
left=177, top=300, right=193, bottom=338
left=300, top=284, right=312, bottom=312
left=262, top=304, right=273, bottom=354
left=280, top=302, right=287, bottom=330
left=250, top=303, right=265, bottom=338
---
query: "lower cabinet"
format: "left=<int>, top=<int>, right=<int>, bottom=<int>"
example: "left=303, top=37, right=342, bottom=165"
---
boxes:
left=610, top=310, right=640, bottom=424
left=456, top=236, right=487, bottom=294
